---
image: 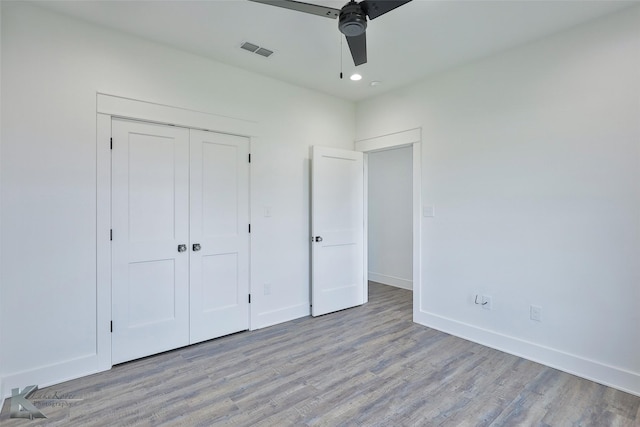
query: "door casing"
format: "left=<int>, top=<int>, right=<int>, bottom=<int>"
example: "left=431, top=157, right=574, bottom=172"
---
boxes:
left=355, top=129, right=422, bottom=318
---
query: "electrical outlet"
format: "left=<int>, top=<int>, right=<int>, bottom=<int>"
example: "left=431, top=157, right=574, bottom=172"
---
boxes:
left=264, top=283, right=271, bottom=296
left=482, top=295, right=492, bottom=310
left=530, top=305, right=542, bottom=322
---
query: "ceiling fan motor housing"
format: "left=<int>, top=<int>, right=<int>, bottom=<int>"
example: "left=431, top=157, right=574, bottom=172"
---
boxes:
left=338, top=2, right=367, bottom=37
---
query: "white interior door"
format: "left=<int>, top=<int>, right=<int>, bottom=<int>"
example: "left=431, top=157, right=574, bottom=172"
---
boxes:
left=189, top=129, right=250, bottom=344
left=311, top=146, right=365, bottom=316
left=111, top=119, right=190, bottom=364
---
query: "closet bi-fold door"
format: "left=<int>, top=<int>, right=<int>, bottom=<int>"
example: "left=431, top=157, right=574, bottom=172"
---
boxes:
left=189, top=129, right=250, bottom=344
left=111, top=119, right=190, bottom=364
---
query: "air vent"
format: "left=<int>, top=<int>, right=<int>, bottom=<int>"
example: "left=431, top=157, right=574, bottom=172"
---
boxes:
left=240, top=41, right=274, bottom=58
left=240, top=42, right=259, bottom=53
left=255, top=47, right=274, bottom=58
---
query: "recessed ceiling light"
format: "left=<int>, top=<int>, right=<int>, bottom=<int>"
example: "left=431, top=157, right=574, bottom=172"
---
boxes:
left=370, top=81, right=382, bottom=86
left=350, top=73, right=362, bottom=81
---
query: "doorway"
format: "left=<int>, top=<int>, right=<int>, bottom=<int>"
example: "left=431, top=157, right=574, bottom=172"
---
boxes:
left=356, top=128, right=422, bottom=313
left=367, top=146, right=413, bottom=291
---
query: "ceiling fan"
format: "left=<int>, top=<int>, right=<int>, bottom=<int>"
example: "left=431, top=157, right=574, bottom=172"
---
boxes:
left=248, top=0, right=412, bottom=66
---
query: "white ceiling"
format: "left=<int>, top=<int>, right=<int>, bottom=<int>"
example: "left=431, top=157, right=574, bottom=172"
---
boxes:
left=32, top=0, right=636, bottom=101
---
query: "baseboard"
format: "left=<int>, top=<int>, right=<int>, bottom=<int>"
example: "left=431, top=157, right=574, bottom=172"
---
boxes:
left=253, top=303, right=310, bottom=330
left=368, top=272, right=413, bottom=290
left=1, top=354, right=103, bottom=400
left=414, top=310, right=640, bottom=397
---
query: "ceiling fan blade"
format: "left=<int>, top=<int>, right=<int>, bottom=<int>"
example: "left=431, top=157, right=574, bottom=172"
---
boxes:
left=346, top=32, right=367, bottom=66
left=361, top=0, right=412, bottom=20
left=248, top=0, right=340, bottom=19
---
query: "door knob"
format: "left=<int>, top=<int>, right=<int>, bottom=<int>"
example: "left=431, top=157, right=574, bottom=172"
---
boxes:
left=177, top=244, right=187, bottom=253
left=192, top=243, right=201, bottom=252
left=314, top=236, right=323, bottom=242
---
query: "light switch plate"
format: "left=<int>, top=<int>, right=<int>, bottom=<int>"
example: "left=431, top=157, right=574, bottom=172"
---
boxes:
left=423, top=206, right=435, bottom=217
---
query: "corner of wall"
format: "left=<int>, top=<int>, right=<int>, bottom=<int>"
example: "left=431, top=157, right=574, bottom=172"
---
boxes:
left=252, top=304, right=310, bottom=331
left=414, top=309, right=640, bottom=398
left=0, top=0, right=4, bottom=403
left=368, top=272, right=412, bottom=290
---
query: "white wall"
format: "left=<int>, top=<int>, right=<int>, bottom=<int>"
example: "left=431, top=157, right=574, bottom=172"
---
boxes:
left=0, top=1, right=4, bottom=398
left=0, top=2, right=354, bottom=397
left=367, top=147, right=413, bottom=290
left=357, top=6, right=640, bottom=395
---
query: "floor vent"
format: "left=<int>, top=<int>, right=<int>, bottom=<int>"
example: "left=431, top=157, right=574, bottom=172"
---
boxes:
left=241, top=42, right=274, bottom=58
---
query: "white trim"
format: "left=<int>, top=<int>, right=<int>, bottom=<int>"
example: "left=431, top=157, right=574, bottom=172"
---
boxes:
left=1, top=355, right=98, bottom=399
left=97, top=93, right=258, bottom=137
left=253, top=303, right=310, bottom=330
left=368, top=272, right=413, bottom=290
left=96, top=113, right=112, bottom=374
left=414, top=310, right=640, bottom=397
left=248, top=138, right=255, bottom=331
left=362, top=155, right=369, bottom=303
left=355, top=128, right=421, bottom=152
left=356, top=128, right=422, bottom=322
left=412, top=140, right=422, bottom=323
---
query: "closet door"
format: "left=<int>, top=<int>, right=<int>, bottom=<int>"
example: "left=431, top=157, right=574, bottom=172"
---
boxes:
left=189, top=129, right=250, bottom=344
left=111, top=119, right=190, bottom=364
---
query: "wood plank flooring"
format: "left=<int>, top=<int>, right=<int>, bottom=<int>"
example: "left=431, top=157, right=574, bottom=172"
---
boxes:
left=1, top=282, right=638, bottom=426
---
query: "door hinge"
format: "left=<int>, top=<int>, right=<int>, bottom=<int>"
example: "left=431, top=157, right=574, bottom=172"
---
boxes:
left=110, top=137, right=113, bottom=149
left=110, top=229, right=113, bottom=241
left=248, top=153, right=251, bottom=163
left=248, top=294, right=251, bottom=304
left=248, top=224, right=251, bottom=233
left=110, top=321, right=113, bottom=333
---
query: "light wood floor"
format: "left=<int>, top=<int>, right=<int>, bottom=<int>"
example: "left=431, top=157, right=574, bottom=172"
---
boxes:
left=2, top=282, right=639, bottom=426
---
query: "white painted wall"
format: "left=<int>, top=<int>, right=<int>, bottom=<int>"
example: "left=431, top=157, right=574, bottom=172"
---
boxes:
left=357, top=6, right=640, bottom=395
left=367, top=147, right=413, bottom=290
left=0, top=2, right=354, bottom=397
left=0, top=1, right=4, bottom=398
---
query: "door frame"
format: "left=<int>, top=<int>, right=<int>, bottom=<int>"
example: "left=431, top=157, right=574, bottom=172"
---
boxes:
left=96, top=93, right=258, bottom=373
left=355, top=128, right=422, bottom=314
